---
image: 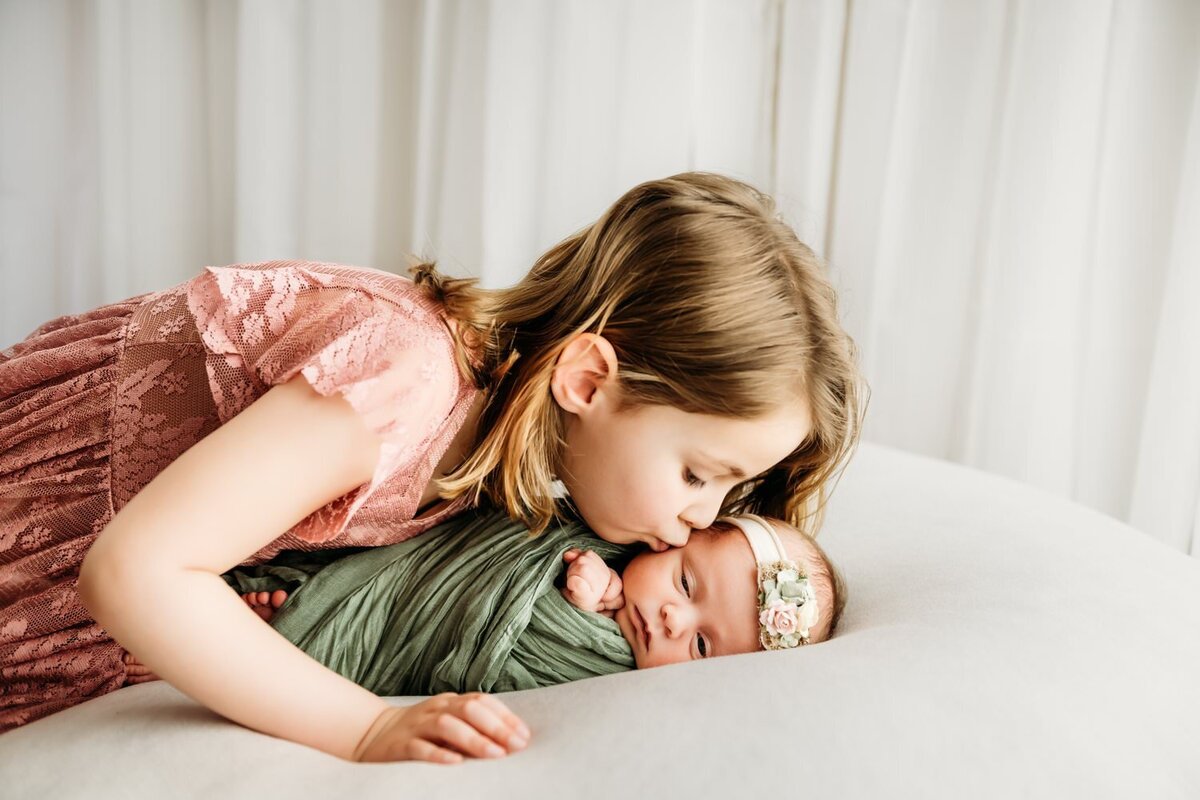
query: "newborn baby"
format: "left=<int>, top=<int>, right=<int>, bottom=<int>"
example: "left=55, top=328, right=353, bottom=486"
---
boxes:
left=124, top=512, right=845, bottom=690
left=559, top=514, right=844, bottom=667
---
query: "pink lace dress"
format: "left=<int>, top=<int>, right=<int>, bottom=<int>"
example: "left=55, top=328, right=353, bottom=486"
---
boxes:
left=0, top=260, right=480, bottom=731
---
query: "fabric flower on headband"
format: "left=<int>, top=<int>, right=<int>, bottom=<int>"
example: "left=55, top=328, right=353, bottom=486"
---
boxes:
left=758, top=561, right=819, bottom=649
left=723, top=514, right=820, bottom=651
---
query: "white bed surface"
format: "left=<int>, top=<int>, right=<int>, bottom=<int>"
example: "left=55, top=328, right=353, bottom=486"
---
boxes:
left=3, top=443, right=1198, bottom=799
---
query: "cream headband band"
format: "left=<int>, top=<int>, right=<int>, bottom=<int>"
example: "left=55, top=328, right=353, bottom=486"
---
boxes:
left=722, top=514, right=819, bottom=649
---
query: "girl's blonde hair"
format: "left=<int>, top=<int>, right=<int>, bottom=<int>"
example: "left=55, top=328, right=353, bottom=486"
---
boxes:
left=412, top=172, right=866, bottom=536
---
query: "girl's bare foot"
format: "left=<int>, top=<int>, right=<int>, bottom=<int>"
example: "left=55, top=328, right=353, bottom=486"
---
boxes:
left=121, top=589, right=289, bottom=685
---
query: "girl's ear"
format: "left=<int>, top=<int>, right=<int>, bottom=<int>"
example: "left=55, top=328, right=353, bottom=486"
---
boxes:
left=550, top=333, right=619, bottom=415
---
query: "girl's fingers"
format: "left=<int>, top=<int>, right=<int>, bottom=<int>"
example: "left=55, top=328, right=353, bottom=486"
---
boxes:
left=434, top=713, right=507, bottom=759
left=356, top=695, right=527, bottom=764
left=474, top=694, right=531, bottom=741
left=460, top=695, right=529, bottom=750
left=408, top=738, right=464, bottom=764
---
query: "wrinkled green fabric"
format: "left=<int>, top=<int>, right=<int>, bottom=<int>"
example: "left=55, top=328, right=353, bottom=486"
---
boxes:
left=222, top=509, right=635, bottom=695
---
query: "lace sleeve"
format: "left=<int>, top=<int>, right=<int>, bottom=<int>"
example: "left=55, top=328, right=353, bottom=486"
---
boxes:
left=184, top=262, right=460, bottom=537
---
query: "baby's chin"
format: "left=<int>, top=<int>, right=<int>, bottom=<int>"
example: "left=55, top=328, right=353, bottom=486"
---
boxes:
left=613, top=605, right=648, bottom=669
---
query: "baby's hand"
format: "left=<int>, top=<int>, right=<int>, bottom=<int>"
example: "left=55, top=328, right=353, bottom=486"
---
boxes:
left=561, top=549, right=624, bottom=617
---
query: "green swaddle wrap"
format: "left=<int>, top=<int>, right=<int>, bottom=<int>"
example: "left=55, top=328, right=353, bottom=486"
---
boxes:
left=222, top=509, right=635, bottom=695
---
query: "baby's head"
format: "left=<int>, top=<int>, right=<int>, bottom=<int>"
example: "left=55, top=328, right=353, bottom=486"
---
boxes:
left=612, top=515, right=846, bottom=668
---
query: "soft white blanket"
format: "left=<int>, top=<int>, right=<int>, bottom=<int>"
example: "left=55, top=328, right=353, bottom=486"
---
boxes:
left=3, top=443, right=1198, bottom=799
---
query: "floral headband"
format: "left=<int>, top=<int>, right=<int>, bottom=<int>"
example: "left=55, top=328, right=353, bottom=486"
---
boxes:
left=722, top=514, right=819, bottom=650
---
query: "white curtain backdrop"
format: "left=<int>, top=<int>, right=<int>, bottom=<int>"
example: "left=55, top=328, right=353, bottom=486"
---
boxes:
left=2, top=0, right=1197, bottom=555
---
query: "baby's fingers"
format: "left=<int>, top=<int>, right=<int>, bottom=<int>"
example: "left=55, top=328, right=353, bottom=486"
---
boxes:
left=600, top=572, right=624, bottom=610
left=562, top=549, right=581, bottom=563
left=566, top=575, right=590, bottom=598
left=601, top=592, right=625, bottom=612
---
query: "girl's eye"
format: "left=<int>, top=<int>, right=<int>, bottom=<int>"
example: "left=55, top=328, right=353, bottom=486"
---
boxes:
left=680, top=572, right=691, bottom=596
left=684, top=469, right=706, bottom=488
left=696, top=634, right=708, bottom=658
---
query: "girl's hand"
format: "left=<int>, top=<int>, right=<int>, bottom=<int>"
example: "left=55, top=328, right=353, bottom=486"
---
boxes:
left=353, top=693, right=531, bottom=764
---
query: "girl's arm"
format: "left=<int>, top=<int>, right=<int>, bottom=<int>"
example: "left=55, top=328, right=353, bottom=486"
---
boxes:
left=78, top=374, right=525, bottom=762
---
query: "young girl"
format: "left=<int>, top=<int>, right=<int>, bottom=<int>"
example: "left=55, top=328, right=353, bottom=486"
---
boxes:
left=126, top=510, right=845, bottom=705
left=0, top=172, right=863, bottom=762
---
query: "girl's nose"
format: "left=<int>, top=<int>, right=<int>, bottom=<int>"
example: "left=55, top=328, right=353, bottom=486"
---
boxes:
left=655, top=525, right=691, bottom=549
left=679, top=498, right=720, bottom=533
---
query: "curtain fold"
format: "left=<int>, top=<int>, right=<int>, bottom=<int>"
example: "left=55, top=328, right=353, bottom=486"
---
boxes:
left=1, top=0, right=1196, bottom=554
left=1129, top=64, right=1200, bottom=555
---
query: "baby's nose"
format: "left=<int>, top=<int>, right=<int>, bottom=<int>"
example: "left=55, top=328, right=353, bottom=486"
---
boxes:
left=662, top=603, right=691, bottom=639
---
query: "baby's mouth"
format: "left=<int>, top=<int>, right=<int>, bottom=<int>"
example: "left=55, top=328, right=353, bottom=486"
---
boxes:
left=634, top=606, right=650, bottom=651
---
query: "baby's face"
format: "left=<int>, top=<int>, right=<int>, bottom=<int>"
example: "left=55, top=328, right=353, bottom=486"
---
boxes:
left=613, top=527, right=761, bottom=668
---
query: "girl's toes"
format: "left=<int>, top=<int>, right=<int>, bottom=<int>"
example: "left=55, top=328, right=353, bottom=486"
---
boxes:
left=257, top=591, right=270, bottom=605
left=270, top=589, right=288, bottom=609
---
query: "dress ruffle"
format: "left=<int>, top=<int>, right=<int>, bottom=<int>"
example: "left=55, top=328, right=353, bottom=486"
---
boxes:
left=1, top=297, right=147, bottom=730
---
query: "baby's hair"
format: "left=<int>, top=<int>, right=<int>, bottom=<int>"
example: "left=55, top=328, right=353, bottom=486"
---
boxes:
left=709, top=518, right=846, bottom=643
left=773, top=523, right=847, bottom=642
left=411, top=171, right=866, bottom=535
